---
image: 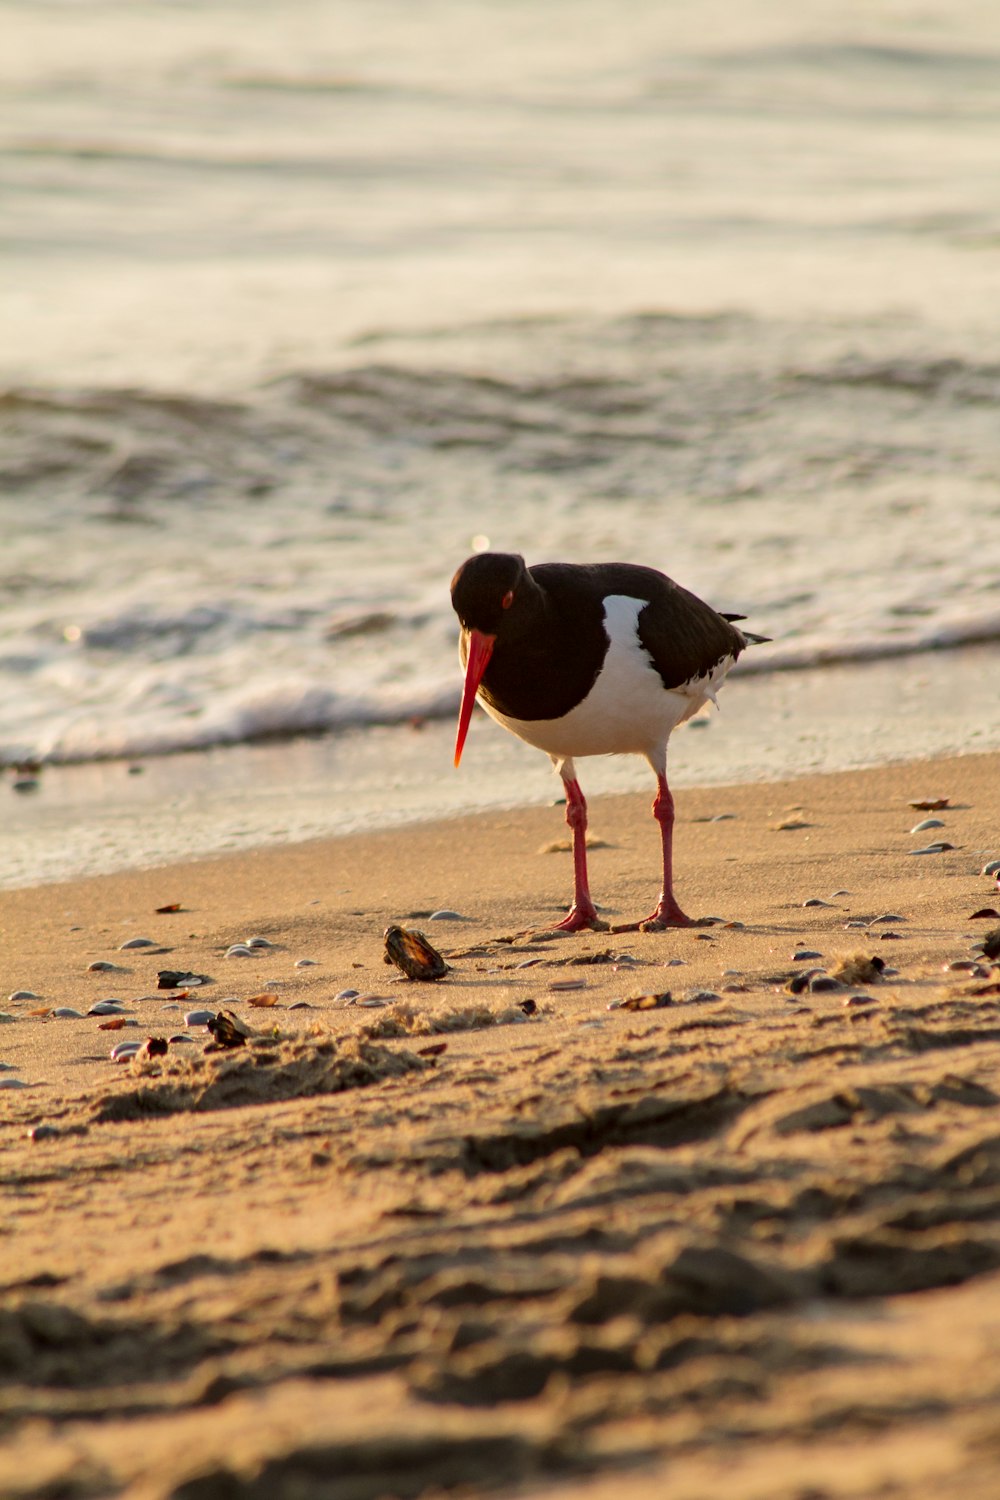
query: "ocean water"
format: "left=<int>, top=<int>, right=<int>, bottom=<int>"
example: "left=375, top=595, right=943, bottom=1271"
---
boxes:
left=2, top=0, right=1000, bottom=772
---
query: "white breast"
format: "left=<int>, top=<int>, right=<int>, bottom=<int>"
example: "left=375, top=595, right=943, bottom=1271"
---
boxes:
left=479, top=594, right=737, bottom=771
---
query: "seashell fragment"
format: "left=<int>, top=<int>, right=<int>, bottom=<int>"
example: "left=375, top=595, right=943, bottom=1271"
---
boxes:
left=294, top=958, right=318, bottom=969
left=910, top=818, right=945, bottom=833
left=120, top=937, right=156, bottom=950
left=982, top=860, right=1000, bottom=878
left=382, top=925, right=448, bottom=981
left=429, top=910, right=464, bottom=921
left=909, top=842, right=956, bottom=855
left=225, top=945, right=255, bottom=958
left=52, top=1007, right=85, bottom=1019
left=246, top=936, right=275, bottom=949
left=206, top=1010, right=249, bottom=1049
left=803, top=898, right=834, bottom=908
left=809, top=975, right=845, bottom=993
left=0, top=1077, right=29, bottom=1089
left=908, top=797, right=950, bottom=811
left=88, top=961, right=128, bottom=973
left=618, top=992, right=672, bottom=1011
left=793, top=950, right=823, bottom=961
left=158, top=970, right=211, bottom=989
left=183, top=1009, right=216, bottom=1027
left=111, top=1040, right=142, bottom=1060
left=9, top=990, right=40, bottom=1001
left=155, top=903, right=183, bottom=913
left=88, top=1001, right=127, bottom=1016
left=969, top=908, right=1000, bottom=921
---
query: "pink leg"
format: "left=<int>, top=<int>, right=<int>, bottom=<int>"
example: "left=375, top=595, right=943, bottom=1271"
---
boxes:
left=551, top=776, right=604, bottom=932
left=643, top=773, right=691, bottom=928
left=611, top=771, right=692, bottom=932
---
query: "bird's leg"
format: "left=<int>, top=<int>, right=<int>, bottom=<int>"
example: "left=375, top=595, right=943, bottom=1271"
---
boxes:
left=642, top=772, right=692, bottom=928
left=551, top=775, right=605, bottom=932
left=611, top=770, right=692, bottom=932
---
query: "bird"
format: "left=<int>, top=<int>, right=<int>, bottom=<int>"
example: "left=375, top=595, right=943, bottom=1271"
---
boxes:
left=450, top=551, right=768, bottom=932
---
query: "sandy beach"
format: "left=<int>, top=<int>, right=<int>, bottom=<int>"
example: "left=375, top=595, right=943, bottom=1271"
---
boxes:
left=3, top=749, right=1000, bottom=1499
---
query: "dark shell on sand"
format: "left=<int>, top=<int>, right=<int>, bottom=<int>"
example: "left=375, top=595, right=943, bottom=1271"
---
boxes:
left=382, top=925, right=448, bottom=981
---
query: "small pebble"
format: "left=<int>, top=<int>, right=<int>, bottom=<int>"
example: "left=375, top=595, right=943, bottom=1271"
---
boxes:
left=52, top=1007, right=85, bottom=1019
left=289, top=1001, right=314, bottom=1010
left=168, top=1033, right=194, bottom=1043
left=110, top=1041, right=142, bottom=1061
left=809, top=976, right=844, bottom=993
left=88, top=1001, right=127, bottom=1016
left=843, top=920, right=868, bottom=930
left=844, top=994, right=878, bottom=1008
left=88, top=961, right=128, bottom=973
left=9, top=990, right=41, bottom=1001
left=295, top=958, right=319, bottom=969
left=870, top=914, right=905, bottom=925
left=246, top=936, right=275, bottom=949
left=28, top=1124, right=61, bottom=1140
left=183, top=1009, right=216, bottom=1027
left=665, top=958, right=687, bottom=967
left=803, top=898, right=834, bottom=908
left=225, top=945, right=255, bottom=958
left=910, top=818, right=945, bottom=833
left=793, top=950, right=823, bottom=961
left=120, top=937, right=156, bottom=950
left=429, top=910, right=463, bottom=921
left=334, top=989, right=360, bottom=1002
left=946, top=960, right=977, bottom=972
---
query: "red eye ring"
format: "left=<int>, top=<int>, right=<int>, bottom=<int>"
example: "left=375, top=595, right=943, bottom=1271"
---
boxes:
left=501, top=590, right=515, bottom=609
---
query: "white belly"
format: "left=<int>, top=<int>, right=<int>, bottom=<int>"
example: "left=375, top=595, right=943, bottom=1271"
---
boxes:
left=480, top=594, right=736, bottom=769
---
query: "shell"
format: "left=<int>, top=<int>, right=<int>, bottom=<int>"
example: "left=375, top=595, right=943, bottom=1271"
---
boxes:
left=382, top=925, right=448, bottom=981
left=206, top=1009, right=250, bottom=1048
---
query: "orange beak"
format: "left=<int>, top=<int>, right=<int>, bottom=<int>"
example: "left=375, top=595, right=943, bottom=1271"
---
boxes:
left=454, top=628, right=496, bottom=767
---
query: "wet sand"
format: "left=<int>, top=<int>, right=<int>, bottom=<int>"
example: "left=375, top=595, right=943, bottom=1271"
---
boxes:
left=2, top=749, right=1000, bottom=1499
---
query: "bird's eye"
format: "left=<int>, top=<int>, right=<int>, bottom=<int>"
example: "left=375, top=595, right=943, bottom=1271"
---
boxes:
left=501, top=590, right=515, bottom=609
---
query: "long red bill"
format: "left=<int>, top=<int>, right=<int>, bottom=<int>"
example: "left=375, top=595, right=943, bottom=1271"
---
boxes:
left=454, top=629, right=495, bottom=767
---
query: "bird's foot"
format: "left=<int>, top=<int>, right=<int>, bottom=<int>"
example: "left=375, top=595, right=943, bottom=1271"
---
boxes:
left=611, top=901, right=695, bottom=933
left=551, top=905, right=609, bottom=933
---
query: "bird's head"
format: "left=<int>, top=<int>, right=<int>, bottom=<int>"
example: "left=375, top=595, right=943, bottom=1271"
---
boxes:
left=450, top=552, right=528, bottom=767
left=450, top=551, right=528, bottom=635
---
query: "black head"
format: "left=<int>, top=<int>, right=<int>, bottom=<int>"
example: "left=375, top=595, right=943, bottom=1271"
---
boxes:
left=450, top=551, right=529, bottom=635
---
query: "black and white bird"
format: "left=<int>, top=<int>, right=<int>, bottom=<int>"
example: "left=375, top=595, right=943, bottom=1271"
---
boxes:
left=451, top=552, right=768, bottom=931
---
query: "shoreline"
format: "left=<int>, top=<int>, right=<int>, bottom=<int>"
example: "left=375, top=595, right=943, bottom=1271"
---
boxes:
left=5, top=642, right=1000, bottom=891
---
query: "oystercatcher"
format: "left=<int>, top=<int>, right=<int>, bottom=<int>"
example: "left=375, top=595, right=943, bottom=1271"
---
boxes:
left=451, top=552, right=768, bottom=931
